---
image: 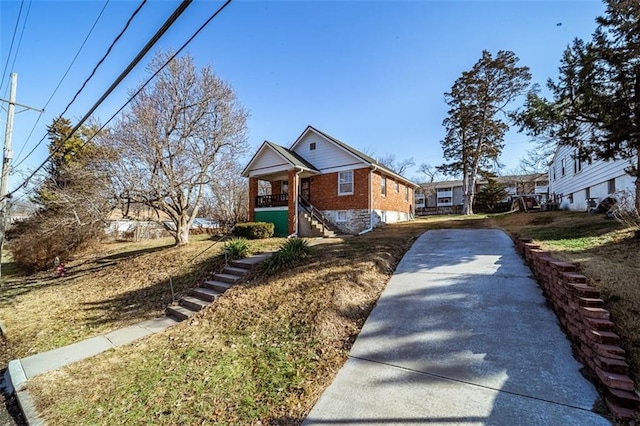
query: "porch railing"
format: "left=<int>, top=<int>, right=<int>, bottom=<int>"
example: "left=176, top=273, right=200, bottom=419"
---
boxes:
left=255, top=193, right=288, bottom=208
left=298, top=195, right=339, bottom=233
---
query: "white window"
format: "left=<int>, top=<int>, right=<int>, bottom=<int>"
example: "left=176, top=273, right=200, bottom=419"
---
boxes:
left=561, top=159, right=566, bottom=176
left=281, top=180, right=289, bottom=194
left=338, top=171, right=353, bottom=195
left=405, top=186, right=409, bottom=202
left=337, top=211, right=348, bottom=222
left=381, top=176, right=387, bottom=196
left=395, top=181, right=400, bottom=192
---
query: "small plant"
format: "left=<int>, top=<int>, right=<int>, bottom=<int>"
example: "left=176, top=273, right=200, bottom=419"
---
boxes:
left=233, top=222, right=275, bottom=239
left=261, top=238, right=312, bottom=274
left=610, top=190, right=640, bottom=238
left=223, top=238, right=250, bottom=259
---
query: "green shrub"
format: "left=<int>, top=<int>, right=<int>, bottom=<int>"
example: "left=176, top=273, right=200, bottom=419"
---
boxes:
left=261, top=238, right=312, bottom=274
left=223, top=237, right=249, bottom=259
left=233, top=222, right=275, bottom=239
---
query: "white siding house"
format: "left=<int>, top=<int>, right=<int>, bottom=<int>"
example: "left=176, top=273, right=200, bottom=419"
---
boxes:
left=548, top=144, right=636, bottom=211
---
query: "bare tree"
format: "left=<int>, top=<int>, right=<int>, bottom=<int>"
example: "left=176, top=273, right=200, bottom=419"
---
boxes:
left=204, top=161, right=249, bottom=224
left=416, top=163, right=443, bottom=183
left=376, top=154, right=415, bottom=175
left=104, top=51, right=249, bottom=245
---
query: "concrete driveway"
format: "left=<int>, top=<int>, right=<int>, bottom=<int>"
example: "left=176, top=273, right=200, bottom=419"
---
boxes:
left=304, top=229, right=609, bottom=425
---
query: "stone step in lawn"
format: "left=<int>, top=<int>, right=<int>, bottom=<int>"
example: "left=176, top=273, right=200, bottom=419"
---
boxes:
left=180, top=296, right=209, bottom=312
left=214, top=273, right=242, bottom=284
left=203, top=280, right=233, bottom=293
left=192, top=287, right=222, bottom=302
left=166, top=305, right=195, bottom=321
left=222, top=266, right=250, bottom=277
left=229, top=254, right=272, bottom=270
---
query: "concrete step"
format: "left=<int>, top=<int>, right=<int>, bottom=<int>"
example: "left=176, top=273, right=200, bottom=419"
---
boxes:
left=213, top=273, right=242, bottom=284
left=223, top=266, right=249, bottom=277
left=180, top=296, right=209, bottom=312
left=166, top=304, right=195, bottom=321
left=192, top=287, right=222, bottom=302
left=203, top=280, right=233, bottom=293
left=229, top=253, right=272, bottom=270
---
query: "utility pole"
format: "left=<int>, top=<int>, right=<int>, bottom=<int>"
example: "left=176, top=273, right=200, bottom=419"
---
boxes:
left=0, top=73, right=18, bottom=281
left=0, top=73, right=43, bottom=279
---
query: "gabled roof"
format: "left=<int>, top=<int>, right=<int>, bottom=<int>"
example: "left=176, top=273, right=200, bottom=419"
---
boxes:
left=241, top=140, right=320, bottom=177
left=292, top=126, right=419, bottom=188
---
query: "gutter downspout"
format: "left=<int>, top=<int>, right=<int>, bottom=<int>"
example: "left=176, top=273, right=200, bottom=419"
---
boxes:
left=287, top=167, right=304, bottom=238
left=358, top=164, right=377, bottom=235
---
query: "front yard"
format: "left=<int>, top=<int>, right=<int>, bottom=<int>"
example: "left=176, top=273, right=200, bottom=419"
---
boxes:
left=1, top=211, right=637, bottom=424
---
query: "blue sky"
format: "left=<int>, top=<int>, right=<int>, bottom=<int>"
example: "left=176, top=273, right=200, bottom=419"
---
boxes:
left=0, top=0, right=605, bottom=191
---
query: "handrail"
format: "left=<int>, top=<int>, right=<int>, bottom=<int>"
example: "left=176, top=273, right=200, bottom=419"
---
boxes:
left=298, top=195, right=337, bottom=233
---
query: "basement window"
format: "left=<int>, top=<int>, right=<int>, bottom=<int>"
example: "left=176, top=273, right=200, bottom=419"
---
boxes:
left=337, top=211, right=347, bottom=223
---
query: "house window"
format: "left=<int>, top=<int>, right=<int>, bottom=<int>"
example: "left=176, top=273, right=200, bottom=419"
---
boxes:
left=552, top=167, right=556, bottom=181
left=338, top=171, right=354, bottom=195
left=585, top=187, right=590, bottom=200
left=405, top=186, right=409, bottom=202
left=310, top=142, right=316, bottom=151
left=561, top=159, right=566, bottom=176
left=608, top=178, right=616, bottom=194
left=381, top=176, right=387, bottom=196
left=282, top=180, right=289, bottom=194
left=574, top=156, right=582, bottom=174
left=336, top=211, right=347, bottom=223
left=568, top=193, right=574, bottom=204
left=395, top=181, right=400, bottom=192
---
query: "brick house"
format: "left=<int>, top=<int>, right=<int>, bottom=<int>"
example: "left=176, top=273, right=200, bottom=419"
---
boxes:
left=242, top=126, right=418, bottom=237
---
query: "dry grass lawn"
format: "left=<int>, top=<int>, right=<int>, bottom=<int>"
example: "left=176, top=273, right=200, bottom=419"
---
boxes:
left=0, top=234, right=285, bottom=364
left=5, top=212, right=639, bottom=424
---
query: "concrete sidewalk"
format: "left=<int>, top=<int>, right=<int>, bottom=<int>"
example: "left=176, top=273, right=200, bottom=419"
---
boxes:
left=304, top=229, right=610, bottom=425
left=5, top=316, right=178, bottom=425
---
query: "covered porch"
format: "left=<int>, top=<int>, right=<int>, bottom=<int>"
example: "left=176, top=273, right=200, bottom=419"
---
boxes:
left=248, top=170, right=322, bottom=237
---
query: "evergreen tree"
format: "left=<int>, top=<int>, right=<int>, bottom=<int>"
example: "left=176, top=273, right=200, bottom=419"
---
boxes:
left=439, top=50, right=531, bottom=214
left=516, top=0, right=640, bottom=209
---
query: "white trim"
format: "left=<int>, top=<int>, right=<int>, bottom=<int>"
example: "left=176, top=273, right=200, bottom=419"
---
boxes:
left=291, top=127, right=365, bottom=165
left=255, top=206, right=288, bottom=212
left=338, top=170, right=354, bottom=195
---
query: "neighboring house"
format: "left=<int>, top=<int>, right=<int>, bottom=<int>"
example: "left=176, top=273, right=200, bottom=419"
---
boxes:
left=415, top=173, right=548, bottom=211
left=548, top=145, right=636, bottom=211
left=242, top=126, right=418, bottom=237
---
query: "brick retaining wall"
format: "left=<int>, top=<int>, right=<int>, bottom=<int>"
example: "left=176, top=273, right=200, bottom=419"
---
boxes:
left=516, top=238, right=640, bottom=421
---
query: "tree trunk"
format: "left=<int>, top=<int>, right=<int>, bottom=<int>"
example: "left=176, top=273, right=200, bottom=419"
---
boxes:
left=174, top=214, right=190, bottom=246
left=635, top=153, right=640, bottom=211
left=462, top=177, right=475, bottom=215
left=461, top=169, right=475, bottom=215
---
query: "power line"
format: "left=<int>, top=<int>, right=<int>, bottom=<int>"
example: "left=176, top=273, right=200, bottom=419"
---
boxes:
left=7, top=0, right=33, bottom=83
left=4, top=0, right=199, bottom=200
left=13, top=0, right=111, bottom=165
left=14, top=0, right=148, bottom=167
left=0, top=0, right=25, bottom=95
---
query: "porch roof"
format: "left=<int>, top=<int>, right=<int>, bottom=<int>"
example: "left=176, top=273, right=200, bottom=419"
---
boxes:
left=242, top=141, right=320, bottom=178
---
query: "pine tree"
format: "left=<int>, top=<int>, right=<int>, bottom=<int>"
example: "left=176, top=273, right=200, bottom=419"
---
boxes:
left=439, top=50, right=531, bottom=214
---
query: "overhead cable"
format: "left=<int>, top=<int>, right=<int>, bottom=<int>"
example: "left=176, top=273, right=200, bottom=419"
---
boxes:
left=14, top=0, right=148, bottom=167
left=0, top=0, right=25, bottom=95
left=5, top=0, right=197, bottom=199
